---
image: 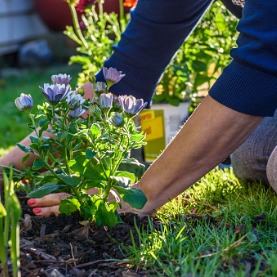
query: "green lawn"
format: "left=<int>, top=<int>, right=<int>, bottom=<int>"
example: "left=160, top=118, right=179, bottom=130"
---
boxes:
left=0, top=66, right=276, bottom=276
left=0, top=65, right=80, bottom=149
left=124, top=169, right=277, bottom=276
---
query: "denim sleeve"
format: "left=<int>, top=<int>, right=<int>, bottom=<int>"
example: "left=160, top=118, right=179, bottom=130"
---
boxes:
left=209, top=1, right=277, bottom=117
left=96, top=0, right=212, bottom=103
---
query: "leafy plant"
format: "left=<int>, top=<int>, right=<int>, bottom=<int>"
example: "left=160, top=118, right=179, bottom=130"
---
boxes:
left=11, top=68, right=147, bottom=227
left=65, top=0, right=132, bottom=85
left=0, top=168, right=22, bottom=277
left=153, top=1, right=239, bottom=106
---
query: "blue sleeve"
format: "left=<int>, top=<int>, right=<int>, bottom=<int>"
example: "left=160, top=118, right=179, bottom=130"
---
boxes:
left=96, top=0, right=212, bottom=103
left=209, top=1, right=277, bottom=117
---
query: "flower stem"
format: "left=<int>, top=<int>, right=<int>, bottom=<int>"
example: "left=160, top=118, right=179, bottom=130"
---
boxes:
left=68, top=3, right=88, bottom=49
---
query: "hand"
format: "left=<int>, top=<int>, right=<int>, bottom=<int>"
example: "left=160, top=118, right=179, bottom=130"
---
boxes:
left=27, top=192, right=70, bottom=216
left=27, top=188, right=142, bottom=217
left=25, top=78, right=104, bottom=216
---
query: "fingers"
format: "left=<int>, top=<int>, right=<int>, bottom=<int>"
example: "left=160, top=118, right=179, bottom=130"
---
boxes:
left=27, top=192, right=70, bottom=217
left=26, top=187, right=150, bottom=218
left=32, top=205, right=60, bottom=217
left=27, top=192, right=70, bottom=207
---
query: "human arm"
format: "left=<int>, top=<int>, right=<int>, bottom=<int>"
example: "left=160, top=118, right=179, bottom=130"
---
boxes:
left=28, top=96, right=262, bottom=216
left=0, top=82, right=95, bottom=188
left=134, top=96, right=262, bottom=215
left=96, top=0, right=213, bottom=103
left=27, top=0, right=277, bottom=216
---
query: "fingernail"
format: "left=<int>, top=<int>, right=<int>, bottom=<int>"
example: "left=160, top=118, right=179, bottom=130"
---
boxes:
left=33, top=207, right=42, bottom=214
left=27, top=199, right=36, bottom=206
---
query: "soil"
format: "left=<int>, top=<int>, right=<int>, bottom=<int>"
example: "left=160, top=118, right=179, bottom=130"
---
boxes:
left=10, top=194, right=155, bottom=277
left=2, top=192, right=271, bottom=276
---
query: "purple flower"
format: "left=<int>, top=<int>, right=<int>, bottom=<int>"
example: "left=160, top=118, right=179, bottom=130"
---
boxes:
left=15, top=93, right=33, bottom=111
left=103, top=67, right=125, bottom=87
left=100, top=93, right=113, bottom=109
left=110, top=112, right=124, bottom=127
left=66, top=92, right=85, bottom=110
left=40, top=84, right=71, bottom=104
left=118, top=95, right=147, bottom=116
left=51, top=74, right=72, bottom=86
left=68, top=106, right=86, bottom=118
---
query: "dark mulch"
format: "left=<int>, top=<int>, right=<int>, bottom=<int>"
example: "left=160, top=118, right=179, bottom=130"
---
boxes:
left=15, top=194, right=155, bottom=277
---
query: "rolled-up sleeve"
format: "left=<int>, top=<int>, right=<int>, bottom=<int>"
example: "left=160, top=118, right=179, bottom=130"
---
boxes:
left=209, top=1, right=277, bottom=117
left=96, top=0, right=212, bottom=103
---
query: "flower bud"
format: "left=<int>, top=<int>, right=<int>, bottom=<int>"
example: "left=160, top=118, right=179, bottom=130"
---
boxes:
left=66, top=92, right=85, bottom=110
left=100, top=93, right=113, bottom=109
left=51, top=74, right=72, bottom=86
left=118, top=95, right=147, bottom=116
left=15, top=93, right=33, bottom=111
left=110, top=112, right=124, bottom=127
left=89, top=104, right=102, bottom=118
left=68, top=106, right=86, bottom=118
left=94, top=82, right=107, bottom=95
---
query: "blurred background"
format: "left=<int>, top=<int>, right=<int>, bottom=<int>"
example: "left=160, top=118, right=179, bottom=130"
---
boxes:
left=0, top=0, right=238, bottom=160
left=0, top=0, right=83, bottom=151
left=0, top=0, right=131, bottom=150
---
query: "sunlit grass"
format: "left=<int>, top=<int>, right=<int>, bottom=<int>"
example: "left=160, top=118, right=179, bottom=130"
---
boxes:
left=124, top=168, right=277, bottom=276
left=0, top=65, right=80, bottom=148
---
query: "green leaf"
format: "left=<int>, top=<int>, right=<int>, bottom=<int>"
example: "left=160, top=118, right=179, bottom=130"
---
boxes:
left=167, top=97, right=180, bottom=106
left=114, top=186, right=147, bottom=209
left=60, top=175, right=82, bottom=188
left=115, top=171, right=136, bottom=184
left=121, top=158, right=145, bottom=168
left=38, top=119, right=49, bottom=134
left=59, top=197, right=80, bottom=216
left=90, top=124, right=101, bottom=139
left=119, top=159, right=146, bottom=179
left=33, top=159, right=46, bottom=170
left=16, top=143, right=32, bottom=153
left=27, top=184, right=66, bottom=198
left=153, top=93, right=167, bottom=103
left=70, top=155, right=108, bottom=181
left=95, top=201, right=118, bottom=227
left=129, top=133, right=145, bottom=143
left=86, top=149, right=96, bottom=159
left=193, top=74, right=211, bottom=88
left=192, top=60, right=207, bottom=72
left=111, top=176, right=131, bottom=188
left=0, top=203, right=7, bottom=218
left=56, top=132, right=68, bottom=141
left=83, top=162, right=108, bottom=180
left=10, top=193, right=22, bottom=221
left=247, top=232, right=258, bottom=242
left=22, top=154, right=30, bottom=164
left=29, top=136, right=39, bottom=144
left=69, top=155, right=86, bottom=175
left=79, top=194, right=96, bottom=221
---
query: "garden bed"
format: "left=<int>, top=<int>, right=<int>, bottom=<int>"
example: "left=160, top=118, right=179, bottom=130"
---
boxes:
left=18, top=193, right=153, bottom=277
left=1, top=169, right=276, bottom=276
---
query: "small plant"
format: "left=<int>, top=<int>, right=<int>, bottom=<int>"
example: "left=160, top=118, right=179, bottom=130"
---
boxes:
left=153, top=1, right=238, bottom=106
left=12, top=67, right=147, bottom=227
left=0, top=168, right=22, bottom=277
left=65, top=0, right=134, bottom=85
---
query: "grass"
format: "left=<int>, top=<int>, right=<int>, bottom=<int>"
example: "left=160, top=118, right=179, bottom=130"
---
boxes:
left=0, top=66, right=276, bottom=276
left=123, top=168, right=277, bottom=276
left=0, top=65, right=80, bottom=148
